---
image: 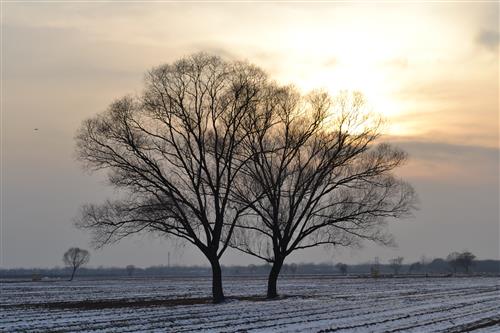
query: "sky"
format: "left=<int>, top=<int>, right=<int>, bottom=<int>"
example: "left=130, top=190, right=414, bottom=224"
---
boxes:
left=1, top=2, right=498, bottom=268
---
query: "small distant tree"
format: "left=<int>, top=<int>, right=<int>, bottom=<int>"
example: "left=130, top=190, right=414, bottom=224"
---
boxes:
left=126, top=265, right=135, bottom=277
left=336, top=263, right=348, bottom=275
left=370, top=265, right=380, bottom=278
left=420, top=255, right=429, bottom=273
left=63, top=248, right=90, bottom=281
left=457, top=251, right=476, bottom=274
left=447, top=252, right=461, bottom=273
left=371, top=257, right=380, bottom=278
left=389, top=257, right=404, bottom=275
left=408, top=262, right=422, bottom=274
left=248, top=264, right=257, bottom=275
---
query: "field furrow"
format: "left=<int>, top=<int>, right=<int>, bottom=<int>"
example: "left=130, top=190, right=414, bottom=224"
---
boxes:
left=1, top=276, right=498, bottom=332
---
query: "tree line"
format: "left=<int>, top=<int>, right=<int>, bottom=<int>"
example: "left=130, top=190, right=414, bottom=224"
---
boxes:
left=74, top=53, right=417, bottom=303
left=3, top=254, right=497, bottom=280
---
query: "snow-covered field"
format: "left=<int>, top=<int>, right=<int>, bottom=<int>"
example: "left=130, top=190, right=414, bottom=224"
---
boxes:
left=1, top=276, right=499, bottom=332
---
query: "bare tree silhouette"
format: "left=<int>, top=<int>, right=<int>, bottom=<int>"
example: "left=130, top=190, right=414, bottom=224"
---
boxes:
left=408, top=262, right=422, bottom=274
left=231, top=89, right=417, bottom=298
left=63, top=248, right=90, bottom=281
left=75, top=53, right=271, bottom=303
left=458, top=251, right=476, bottom=274
left=336, top=263, right=348, bottom=275
left=389, top=257, right=404, bottom=275
left=447, top=252, right=461, bottom=274
left=126, top=265, right=135, bottom=277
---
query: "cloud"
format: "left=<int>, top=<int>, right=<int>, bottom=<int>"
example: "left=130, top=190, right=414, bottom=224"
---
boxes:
left=389, top=137, right=498, bottom=162
left=188, top=44, right=239, bottom=60
left=476, top=29, right=500, bottom=52
left=2, top=24, right=152, bottom=81
left=384, top=136, right=499, bottom=184
left=323, top=57, right=338, bottom=68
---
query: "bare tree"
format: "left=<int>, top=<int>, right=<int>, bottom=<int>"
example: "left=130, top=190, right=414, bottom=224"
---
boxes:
left=420, top=255, right=429, bottom=274
left=248, top=264, right=257, bottom=275
left=63, top=247, right=90, bottom=281
left=457, top=251, right=476, bottom=274
left=447, top=252, right=461, bottom=274
left=371, top=257, right=381, bottom=278
left=408, top=262, right=422, bottom=274
left=336, top=263, right=348, bottom=275
left=231, top=89, right=417, bottom=298
left=75, top=53, right=270, bottom=303
left=126, top=265, right=135, bottom=277
left=389, top=256, right=404, bottom=275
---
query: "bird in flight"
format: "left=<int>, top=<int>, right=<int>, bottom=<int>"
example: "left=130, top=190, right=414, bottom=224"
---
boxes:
left=34, top=128, right=39, bottom=131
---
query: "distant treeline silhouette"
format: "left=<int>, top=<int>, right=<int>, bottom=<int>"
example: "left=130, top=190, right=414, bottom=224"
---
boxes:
left=2, top=259, right=498, bottom=279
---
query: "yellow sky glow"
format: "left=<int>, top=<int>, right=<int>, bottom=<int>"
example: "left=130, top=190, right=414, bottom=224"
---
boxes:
left=2, top=3, right=498, bottom=145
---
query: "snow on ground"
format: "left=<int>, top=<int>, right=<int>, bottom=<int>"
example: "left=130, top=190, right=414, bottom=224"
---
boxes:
left=1, top=276, right=499, bottom=332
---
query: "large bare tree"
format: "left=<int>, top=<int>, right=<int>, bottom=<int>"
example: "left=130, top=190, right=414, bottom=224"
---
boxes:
left=75, top=53, right=270, bottom=303
left=231, top=88, right=417, bottom=298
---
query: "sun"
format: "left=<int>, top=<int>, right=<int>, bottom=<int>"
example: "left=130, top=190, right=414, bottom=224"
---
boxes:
left=270, top=23, right=419, bottom=138
left=290, top=59, right=410, bottom=137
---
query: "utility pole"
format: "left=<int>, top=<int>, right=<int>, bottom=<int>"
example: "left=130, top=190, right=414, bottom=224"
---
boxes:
left=168, top=252, right=170, bottom=267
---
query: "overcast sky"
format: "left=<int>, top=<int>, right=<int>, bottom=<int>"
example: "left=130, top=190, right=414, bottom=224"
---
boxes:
left=1, top=2, right=498, bottom=268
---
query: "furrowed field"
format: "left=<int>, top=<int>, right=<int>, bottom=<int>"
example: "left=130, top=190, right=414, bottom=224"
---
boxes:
left=1, top=276, right=499, bottom=332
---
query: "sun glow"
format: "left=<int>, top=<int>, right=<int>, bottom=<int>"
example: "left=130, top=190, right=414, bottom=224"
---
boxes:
left=290, top=59, right=410, bottom=137
left=271, top=26, right=417, bottom=138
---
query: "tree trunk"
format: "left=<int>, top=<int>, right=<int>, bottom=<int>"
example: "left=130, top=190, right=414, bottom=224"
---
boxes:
left=209, top=258, right=225, bottom=303
left=267, top=259, right=283, bottom=299
left=69, top=267, right=76, bottom=281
